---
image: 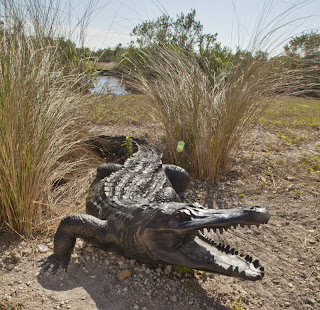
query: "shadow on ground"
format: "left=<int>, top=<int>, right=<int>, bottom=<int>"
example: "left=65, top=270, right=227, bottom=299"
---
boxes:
left=37, top=255, right=230, bottom=310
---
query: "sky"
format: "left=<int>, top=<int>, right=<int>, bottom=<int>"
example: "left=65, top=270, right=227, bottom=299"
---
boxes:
left=71, top=0, right=320, bottom=54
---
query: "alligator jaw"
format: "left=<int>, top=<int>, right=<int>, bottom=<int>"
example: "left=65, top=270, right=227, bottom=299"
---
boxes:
left=143, top=204, right=270, bottom=281
left=179, top=227, right=265, bottom=280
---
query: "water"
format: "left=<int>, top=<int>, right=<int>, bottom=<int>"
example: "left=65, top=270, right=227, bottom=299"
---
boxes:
left=90, top=75, right=132, bottom=95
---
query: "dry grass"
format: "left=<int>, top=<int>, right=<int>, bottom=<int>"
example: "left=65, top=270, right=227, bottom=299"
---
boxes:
left=0, top=0, right=99, bottom=234
left=129, top=45, right=319, bottom=182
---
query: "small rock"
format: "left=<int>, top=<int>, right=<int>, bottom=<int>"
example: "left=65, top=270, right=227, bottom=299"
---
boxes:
left=7, top=264, right=15, bottom=271
left=287, top=184, right=295, bottom=191
left=75, top=240, right=84, bottom=250
left=165, top=265, right=173, bottom=275
left=170, top=295, right=178, bottom=303
left=37, top=244, right=49, bottom=253
left=85, top=246, right=93, bottom=253
left=288, top=282, right=293, bottom=288
left=117, top=269, right=132, bottom=281
left=10, top=250, right=21, bottom=262
left=259, top=176, right=267, bottom=183
left=286, top=176, right=294, bottom=181
left=305, top=298, right=315, bottom=305
left=21, top=248, right=32, bottom=256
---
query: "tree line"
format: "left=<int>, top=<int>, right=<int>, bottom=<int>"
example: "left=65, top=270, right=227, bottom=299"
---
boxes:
left=94, top=10, right=319, bottom=97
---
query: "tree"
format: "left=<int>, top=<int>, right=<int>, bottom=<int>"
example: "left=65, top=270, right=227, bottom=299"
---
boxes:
left=284, top=32, right=320, bottom=57
left=283, top=32, right=320, bottom=97
left=131, top=9, right=214, bottom=51
left=119, top=10, right=233, bottom=75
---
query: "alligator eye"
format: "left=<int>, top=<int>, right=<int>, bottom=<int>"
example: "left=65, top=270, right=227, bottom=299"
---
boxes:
left=173, top=210, right=191, bottom=221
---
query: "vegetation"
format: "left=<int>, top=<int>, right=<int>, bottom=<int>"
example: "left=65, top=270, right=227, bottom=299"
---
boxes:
left=118, top=10, right=234, bottom=75
left=0, top=0, right=97, bottom=234
left=87, top=94, right=148, bottom=123
left=128, top=44, right=312, bottom=182
left=91, top=44, right=124, bottom=63
left=1, top=0, right=319, bottom=234
left=118, top=6, right=320, bottom=182
left=260, top=97, right=320, bottom=127
left=283, top=32, right=320, bottom=97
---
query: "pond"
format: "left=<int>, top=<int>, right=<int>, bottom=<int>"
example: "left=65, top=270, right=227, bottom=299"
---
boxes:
left=90, top=75, right=132, bottom=95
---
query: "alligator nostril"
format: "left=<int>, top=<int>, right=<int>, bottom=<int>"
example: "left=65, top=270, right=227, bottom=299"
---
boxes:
left=250, top=206, right=260, bottom=210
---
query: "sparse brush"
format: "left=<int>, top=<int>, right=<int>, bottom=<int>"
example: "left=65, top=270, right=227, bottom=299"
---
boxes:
left=0, top=0, right=99, bottom=234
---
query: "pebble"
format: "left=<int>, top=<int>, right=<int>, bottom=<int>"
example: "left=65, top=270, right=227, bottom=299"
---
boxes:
left=165, top=265, right=172, bottom=275
left=170, top=295, right=178, bottom=302
left=259, top=176, right=267, bottom=183
left=37, top=244, right=49, bottom=253
left=305, top=298, right=315, bottom=305
left=287, top=184, right=295, bottom=191
left=117, top=269, right=132, bottom=281
left=10, top=250, right=21, bottom=262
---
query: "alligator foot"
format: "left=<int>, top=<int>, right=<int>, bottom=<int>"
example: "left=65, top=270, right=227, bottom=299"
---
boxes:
left=40, top=254, right=70, bottom=273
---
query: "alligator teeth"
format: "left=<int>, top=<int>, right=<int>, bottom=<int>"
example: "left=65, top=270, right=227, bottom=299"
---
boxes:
left=240, top=271, right=246, bottom=277
left=219, top=228, right=223, bottom=234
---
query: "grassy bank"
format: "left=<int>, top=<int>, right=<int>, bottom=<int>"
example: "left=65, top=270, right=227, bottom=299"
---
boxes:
left=89, top=93, right=320, bottom=130
left=87, top=94, right=149, bottom=124
left=260, top=97, right=320, bottom=128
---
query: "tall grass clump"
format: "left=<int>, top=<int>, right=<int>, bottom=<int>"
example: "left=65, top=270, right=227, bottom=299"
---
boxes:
left=0, top=0, right=97, bottom=234
left=129, top=2, right=319, bottom=183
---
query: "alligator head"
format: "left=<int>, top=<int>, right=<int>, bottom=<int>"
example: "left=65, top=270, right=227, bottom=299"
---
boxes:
left=138, top=203, right=270, bottom=281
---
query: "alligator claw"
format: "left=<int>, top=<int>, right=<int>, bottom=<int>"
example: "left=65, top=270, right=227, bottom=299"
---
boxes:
left=40, top=254, right=69, bottom=274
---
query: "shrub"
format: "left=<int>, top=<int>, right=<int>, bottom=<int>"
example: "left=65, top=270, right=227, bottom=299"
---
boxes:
left=129, top=43, right=318, bottom=182
left=0, top=0, right=96, bottom=233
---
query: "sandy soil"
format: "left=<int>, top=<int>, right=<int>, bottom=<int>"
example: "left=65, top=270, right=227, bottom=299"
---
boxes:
left=0, top=123, right=319, bottom=310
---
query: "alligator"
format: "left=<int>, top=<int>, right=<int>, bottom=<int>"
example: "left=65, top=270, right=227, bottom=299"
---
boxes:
left=44, top=136, right=270, bottom=281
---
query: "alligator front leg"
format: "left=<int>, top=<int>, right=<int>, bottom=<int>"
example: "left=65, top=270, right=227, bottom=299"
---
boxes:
left=163, top=164, right=190, bottom=194
left=43, top=214, right=111, bottom=272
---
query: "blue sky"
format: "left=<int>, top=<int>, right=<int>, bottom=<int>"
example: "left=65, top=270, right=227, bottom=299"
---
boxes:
left=79, top=0, right=320, bottom=53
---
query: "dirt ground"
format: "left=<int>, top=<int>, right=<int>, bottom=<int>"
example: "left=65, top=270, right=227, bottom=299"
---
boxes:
left=0, top=122, right=319, bottom=310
